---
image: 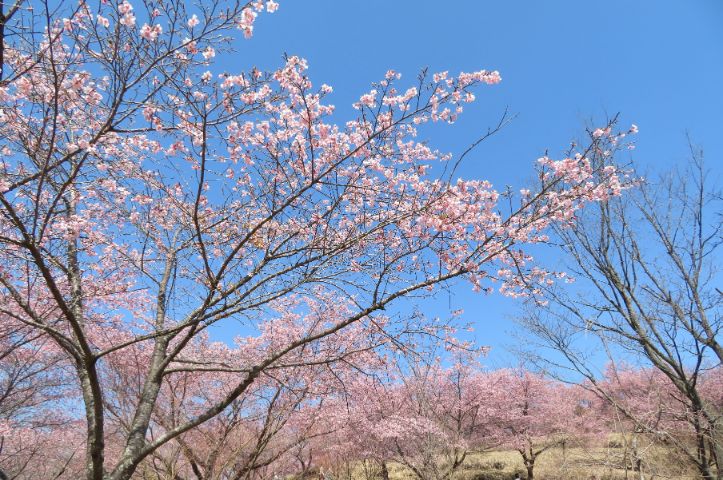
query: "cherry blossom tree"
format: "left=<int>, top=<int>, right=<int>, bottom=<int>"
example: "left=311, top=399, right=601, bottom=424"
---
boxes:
left=0, top=1, right=627, bottom=479
left=379, top=361, right=505, bottom=480
left=321, top=357, right=511, bottom=480
left=486, top=369, right=593, bottom=480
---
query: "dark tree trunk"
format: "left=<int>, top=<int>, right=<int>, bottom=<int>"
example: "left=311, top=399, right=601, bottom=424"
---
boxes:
left=380, top=462, right=389, bottom=480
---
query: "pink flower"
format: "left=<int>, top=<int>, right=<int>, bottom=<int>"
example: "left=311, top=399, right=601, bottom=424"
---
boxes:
left=385, top=69, right=400, bottom=80
left=119, top=12, right=136, bottom=27
left=118, top=0, right=133, bottom=14
left=97, top=15, right=110, bottom=28
left=266, top=0, right=279, bottom=12
left=202, top=46, right=215, bottom=60
left=140, top=23, right=162, bottom=41
left=187, top=14, right=200, bottom=28
left=592, top=126, right=612, bottom=139
left=356, top=90, right=377, bottom=108
left=237, top=8, right=257, bottom=38
left=143, top=105, right=157, bottom=122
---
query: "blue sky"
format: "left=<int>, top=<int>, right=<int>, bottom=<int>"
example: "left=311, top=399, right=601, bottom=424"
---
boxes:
left=217, top=1, right=723, bottom=367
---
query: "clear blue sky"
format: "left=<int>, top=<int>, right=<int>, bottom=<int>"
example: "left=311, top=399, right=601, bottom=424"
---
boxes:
left=217, top=1, right=723, bottom=367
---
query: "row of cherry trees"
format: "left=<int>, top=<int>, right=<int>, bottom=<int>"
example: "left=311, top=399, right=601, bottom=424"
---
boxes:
left=2, top=333, right=720, bottom=480
left=314, top=362, right=722, bottom=480
left=318, top=362, right=589, bottom=480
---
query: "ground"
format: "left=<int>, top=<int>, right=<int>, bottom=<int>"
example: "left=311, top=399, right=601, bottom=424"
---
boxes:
left=349, top=441, right=703, bottom=480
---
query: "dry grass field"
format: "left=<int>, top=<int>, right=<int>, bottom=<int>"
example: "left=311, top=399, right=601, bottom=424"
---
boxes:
left=363, top=441, right=705, bottom=480
left=448, top=447, right=699, bottom=480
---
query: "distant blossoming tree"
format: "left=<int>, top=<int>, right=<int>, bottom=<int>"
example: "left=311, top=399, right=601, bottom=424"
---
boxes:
left=323, top=363, right=600, bottom=480
left=487, top=369, right=595, bottom=480
left=328, top=360, right=508, bottom=480
left=0, top=1, right=626, bottom=479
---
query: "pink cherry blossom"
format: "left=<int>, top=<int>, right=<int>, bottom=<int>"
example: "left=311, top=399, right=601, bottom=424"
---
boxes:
left=140, top=23, right=163, bottom=41
left=118, top=0, right=133, bottom=14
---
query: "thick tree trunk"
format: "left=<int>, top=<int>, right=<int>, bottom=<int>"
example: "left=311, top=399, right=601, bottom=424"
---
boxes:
left=108, top=339, right=169, bottom=480
left=78, top=364, right=105, bottom=480
left=520, top=449, right=535, bottom=480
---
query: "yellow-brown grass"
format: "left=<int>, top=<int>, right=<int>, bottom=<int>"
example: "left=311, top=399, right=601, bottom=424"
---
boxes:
left=367, top=443, right=702, bottom=480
